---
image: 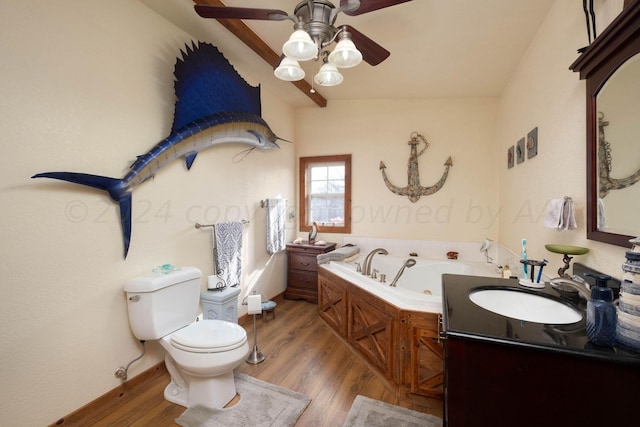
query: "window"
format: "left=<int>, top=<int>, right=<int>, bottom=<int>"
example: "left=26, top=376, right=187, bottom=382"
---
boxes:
left=299, top=154, right=351, bottom=234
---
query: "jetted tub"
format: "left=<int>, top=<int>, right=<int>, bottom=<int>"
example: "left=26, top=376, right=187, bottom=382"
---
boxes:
left=323, top=254, right=498, bottom=313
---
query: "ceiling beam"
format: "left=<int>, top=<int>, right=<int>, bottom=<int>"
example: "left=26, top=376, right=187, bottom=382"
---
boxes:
left=193, top=0, right=327, bottom=107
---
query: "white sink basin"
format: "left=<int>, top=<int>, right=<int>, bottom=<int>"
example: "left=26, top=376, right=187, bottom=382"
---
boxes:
left=469, top=288, right=583, bottom=324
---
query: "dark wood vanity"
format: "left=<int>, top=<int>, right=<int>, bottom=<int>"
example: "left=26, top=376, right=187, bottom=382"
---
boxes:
left=442, top=272, right=640, bottom=427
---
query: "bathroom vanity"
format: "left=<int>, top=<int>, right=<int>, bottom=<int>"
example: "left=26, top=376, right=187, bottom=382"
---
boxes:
left=442, top=272, right=640, bottom=427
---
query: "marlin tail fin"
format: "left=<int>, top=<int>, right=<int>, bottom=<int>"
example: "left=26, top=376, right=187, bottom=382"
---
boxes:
left=32, top=172, right=132, bottom=258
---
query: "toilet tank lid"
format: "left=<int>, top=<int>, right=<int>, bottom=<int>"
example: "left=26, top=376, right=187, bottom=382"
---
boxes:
left=124, top=267, right=201, bottom=293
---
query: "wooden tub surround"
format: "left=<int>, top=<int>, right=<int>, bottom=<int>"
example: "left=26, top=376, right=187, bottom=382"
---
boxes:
left=318, top=266, right=444, bottom=407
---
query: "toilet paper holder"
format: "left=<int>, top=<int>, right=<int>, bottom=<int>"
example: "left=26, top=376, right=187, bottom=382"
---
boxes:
left=242, top=291, right=266, bottom=364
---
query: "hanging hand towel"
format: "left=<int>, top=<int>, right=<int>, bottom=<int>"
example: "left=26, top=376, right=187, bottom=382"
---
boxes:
left=265, top=198, right=286, bottom=254
left=559, top=197, right=577, bottom=231
left=213, top=221, right=243, bottom=287
left=544, top=199, right=564, bottom=229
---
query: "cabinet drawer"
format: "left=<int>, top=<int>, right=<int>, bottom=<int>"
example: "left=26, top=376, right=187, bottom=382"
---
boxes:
left=289, top=253, right=318, bottom=272
left=288, top=270, right=318, bottom=290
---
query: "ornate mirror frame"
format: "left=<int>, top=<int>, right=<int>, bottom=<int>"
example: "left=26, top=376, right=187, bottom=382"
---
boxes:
left=570, top=1, right=640, bottom=248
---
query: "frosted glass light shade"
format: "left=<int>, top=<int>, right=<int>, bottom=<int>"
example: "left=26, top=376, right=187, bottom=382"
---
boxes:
left=274, top=57, right=305, bottom=81
left=314, top=62, right=343, bottom=86
left=282, top=30, right=317, bottom=61
left=328, top=38, right=362, bottom=68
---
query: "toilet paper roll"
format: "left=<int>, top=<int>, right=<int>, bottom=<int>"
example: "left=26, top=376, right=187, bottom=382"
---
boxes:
left=208, top=275, right=224, bottom=290
left=247, top=294, right=262, bottom=315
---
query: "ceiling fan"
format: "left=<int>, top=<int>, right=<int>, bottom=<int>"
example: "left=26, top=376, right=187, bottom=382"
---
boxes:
left=194, top=1, right=412, bottom=87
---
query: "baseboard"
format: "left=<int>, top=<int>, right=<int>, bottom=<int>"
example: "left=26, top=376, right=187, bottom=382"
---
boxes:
left=50, top=362, right=167, bottom=426
left=50, top=292, right=286, bottom=425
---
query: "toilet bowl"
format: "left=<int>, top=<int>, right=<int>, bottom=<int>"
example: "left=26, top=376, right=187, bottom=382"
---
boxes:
left=159, top=320, right=249, bottom=408
left=124, top=267, right=249, bottom=409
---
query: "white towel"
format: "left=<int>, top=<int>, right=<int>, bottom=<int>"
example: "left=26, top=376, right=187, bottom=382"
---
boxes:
left=544, top=198, right=577, bottom=231
left=544, top=199, right=564, bottom=229
left=213, top=221, right=243, bottom=287
left=317, top=245, right=360, bottom=265
left=597, top=198, right=607, bottom=229
left=265, top=199, right=286, bottom=254
left=559, top=197, right=577, bottom=231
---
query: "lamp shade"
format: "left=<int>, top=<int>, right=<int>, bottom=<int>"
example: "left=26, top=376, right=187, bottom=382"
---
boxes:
left=328, top=37, right=362, bottom=68
left=274, top=57, right=305, bottom=81
left=282, top=29, right=317, bottom=62
left=314, top=62, right=343, bottom=86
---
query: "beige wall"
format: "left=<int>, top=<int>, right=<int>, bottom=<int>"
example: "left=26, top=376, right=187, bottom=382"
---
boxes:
left=295, top=98, right=500, bottom=244
left=0, top=1, right=295, bottom=425
left=0, top=0, right=634, bottom=425
left=497, top=0, right=628, bottom=276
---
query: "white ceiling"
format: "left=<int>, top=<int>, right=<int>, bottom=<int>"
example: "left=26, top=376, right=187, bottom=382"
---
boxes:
left=142, top=0, right=556, bottom=107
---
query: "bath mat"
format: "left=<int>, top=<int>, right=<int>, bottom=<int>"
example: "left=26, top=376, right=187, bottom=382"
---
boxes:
left=175, top=372, right=310, bottom=427
left=342, top=395, right=443, bottom=427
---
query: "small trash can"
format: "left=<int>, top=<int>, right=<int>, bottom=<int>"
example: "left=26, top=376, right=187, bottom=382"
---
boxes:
left=201, top=286, right=241, bottom=323
left=260, top=300, right=277, bottom=321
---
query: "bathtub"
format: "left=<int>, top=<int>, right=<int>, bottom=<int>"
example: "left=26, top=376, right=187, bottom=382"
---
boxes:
left=323, top=255, right=499, bottom=313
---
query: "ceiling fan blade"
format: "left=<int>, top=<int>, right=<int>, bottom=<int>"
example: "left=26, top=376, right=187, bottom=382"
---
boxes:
left=344, top=25, right=390, bottom=66
left=194, top=5, right=291, bottom=21
left=340, top=0, right=413, bottom=16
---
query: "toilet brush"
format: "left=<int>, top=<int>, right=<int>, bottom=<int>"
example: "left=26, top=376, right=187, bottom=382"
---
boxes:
left=245, top=293, right=265, bottom=364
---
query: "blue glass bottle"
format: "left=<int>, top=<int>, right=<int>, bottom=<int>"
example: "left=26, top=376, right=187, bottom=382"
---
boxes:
left=585, top=273, right=616, bottom=347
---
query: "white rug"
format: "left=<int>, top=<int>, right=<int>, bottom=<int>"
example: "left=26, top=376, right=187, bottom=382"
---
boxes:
left=343, top=395, right=443, bottom=427
left=175, top=373, right=311, bottom=427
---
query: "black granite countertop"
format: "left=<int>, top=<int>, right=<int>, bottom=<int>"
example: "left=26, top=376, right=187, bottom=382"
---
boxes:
left=442, top=264, right=640, bottom=366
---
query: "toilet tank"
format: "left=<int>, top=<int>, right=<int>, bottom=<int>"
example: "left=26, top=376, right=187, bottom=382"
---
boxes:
left=124, top=267, right=201, bottom=340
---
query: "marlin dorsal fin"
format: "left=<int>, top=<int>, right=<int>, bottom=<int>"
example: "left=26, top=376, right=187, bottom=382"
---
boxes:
left=185, top=153, right=197, bottom=170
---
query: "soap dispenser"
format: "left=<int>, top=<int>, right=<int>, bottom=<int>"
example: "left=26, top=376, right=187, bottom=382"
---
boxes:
left=585, top=273, right=616, bottom=347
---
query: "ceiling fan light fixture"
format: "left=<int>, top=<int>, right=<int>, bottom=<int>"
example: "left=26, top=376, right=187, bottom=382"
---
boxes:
left=328, top=36, right=362, bottom=68
left=274, top=57, right=305, bottom=81
left=282, top=29, right=317, bottom=62
left=314, top=62, right=343, bottom=87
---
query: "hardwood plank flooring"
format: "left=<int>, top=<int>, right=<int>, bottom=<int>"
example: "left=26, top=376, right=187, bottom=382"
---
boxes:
left=52, top=297, right=443, bottom=426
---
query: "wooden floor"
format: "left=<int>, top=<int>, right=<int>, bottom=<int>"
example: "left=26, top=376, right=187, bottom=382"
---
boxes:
left=52, top=297, right=443, bottom=426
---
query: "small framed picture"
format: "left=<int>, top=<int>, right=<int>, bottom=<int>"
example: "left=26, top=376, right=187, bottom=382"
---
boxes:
left=527, top=127, right=538, bottom=159
left=516, top=138, right=525, bottom=164
left=507, top=146, right=515, bottom=169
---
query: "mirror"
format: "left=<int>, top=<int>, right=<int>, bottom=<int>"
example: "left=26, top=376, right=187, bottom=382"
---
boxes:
left=571, top=2, right=640, bottom=247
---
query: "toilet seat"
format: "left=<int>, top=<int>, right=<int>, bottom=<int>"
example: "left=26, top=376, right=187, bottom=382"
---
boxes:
left=171, top=320, right=247, bottom=353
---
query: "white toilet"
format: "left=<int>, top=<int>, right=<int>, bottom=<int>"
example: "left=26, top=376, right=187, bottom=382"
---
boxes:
left=124, top=267, right=249, bottom=409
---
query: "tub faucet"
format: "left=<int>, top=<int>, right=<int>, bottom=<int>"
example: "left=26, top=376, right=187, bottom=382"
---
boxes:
left=362, top=248, right=388, bottom=276
left=390, top=259, right=417, bottom=287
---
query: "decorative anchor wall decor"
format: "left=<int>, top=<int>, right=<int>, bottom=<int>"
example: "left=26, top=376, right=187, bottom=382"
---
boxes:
left=598, top=112, right=640, bottom=198
left=379, top=132, right=453, bottom=203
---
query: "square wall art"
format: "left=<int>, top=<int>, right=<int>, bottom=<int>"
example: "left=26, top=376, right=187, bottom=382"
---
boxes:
left=516, top=137, right=525, bottom=164
left=527, top=127, right=538, bottom=159
left=507, top=146, right=514, bottom=169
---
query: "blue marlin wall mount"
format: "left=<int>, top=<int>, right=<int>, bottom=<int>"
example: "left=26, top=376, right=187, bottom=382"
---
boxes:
left=32, top=42, right=285, bottom=258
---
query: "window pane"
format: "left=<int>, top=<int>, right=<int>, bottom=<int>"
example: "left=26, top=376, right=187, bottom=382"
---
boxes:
left=310, top=181, right=327, bottom=193
left=310, top=166, right=327, bottom=180
left=300, top=155, right=351, bottom=233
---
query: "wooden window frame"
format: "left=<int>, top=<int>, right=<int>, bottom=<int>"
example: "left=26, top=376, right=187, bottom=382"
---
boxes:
left=299, top=154, right=352, bottom=234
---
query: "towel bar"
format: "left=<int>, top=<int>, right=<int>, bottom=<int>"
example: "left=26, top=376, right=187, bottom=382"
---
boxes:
left=194, top=219, right=249, bottom=229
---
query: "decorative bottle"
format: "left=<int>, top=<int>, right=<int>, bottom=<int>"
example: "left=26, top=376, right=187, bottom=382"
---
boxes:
left=585, top=273, right=616, bottom=347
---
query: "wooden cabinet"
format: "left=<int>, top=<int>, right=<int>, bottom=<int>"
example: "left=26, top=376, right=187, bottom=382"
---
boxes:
left=318, top=267, right=444, bottom=407
left=318, top=268, right=348, bottom=336
left=285, top=241, right=335, bottom=303
left=349, top=286, right=395, bottom=379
